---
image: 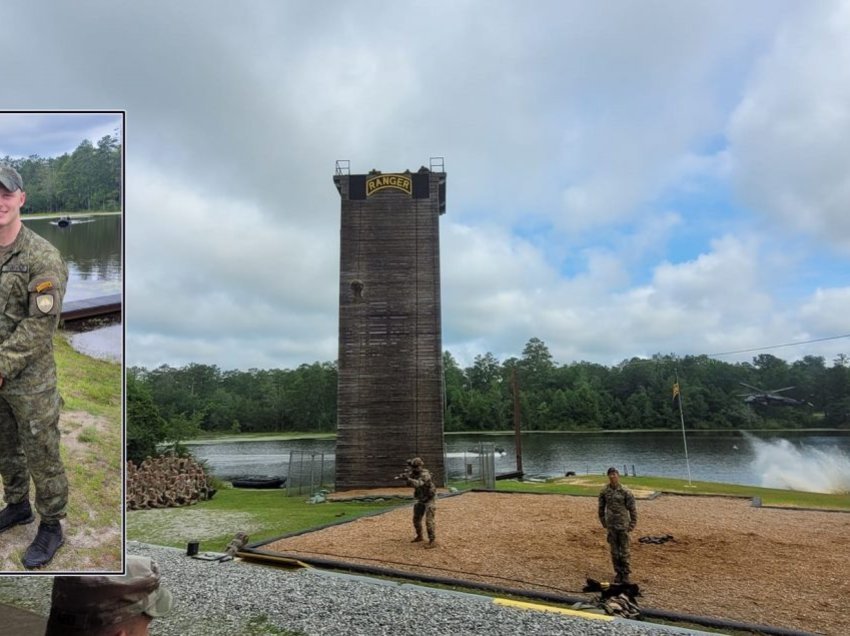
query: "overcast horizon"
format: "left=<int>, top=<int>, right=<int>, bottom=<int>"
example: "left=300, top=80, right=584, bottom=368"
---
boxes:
left=2, top=1, right=849, bottom=371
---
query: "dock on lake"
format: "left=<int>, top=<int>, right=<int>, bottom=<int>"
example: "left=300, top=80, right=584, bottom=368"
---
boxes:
left=61, top=294, right=122, bottom=323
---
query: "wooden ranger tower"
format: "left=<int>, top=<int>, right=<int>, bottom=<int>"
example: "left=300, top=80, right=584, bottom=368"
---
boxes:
left=333, top=159, right=447, bottom=489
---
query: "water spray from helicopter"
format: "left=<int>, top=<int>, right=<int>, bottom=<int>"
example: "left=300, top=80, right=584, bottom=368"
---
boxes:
left=743, top=432, right=850, bottom=493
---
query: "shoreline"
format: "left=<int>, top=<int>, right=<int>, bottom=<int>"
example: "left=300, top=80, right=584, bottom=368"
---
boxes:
left=22, top=210, right=121, bottom=220
left=186, top=426, right=849, bottom=445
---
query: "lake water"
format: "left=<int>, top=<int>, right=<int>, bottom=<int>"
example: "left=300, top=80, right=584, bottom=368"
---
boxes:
left=24, top=214, right=122, bottom=360
left=186, top=430, right=850, bottom=491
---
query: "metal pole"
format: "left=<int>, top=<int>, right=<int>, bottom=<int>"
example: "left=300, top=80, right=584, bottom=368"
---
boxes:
left=287, top=450, right=293, bottom=496
left=512, top=367, right=523, bottom=475
left=675, top=369, right=693, bottom=486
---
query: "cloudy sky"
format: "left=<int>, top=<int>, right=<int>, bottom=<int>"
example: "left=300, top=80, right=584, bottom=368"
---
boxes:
left=0, top=112, right=121, bottom=158
left=2, top=1, right=849, bottom=371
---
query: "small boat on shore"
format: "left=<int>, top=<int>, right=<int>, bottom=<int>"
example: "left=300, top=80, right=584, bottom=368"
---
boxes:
left=230, top=475, right=286, bottom=489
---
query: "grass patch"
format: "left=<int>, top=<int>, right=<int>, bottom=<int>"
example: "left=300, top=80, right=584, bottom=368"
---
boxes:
left=127, top=486, right=400, bottom=551
left=77, top=426, right=100, bottom=444
left=493, top=475, right=850, bottom=510
left=55, top=334, right=121, bottom=420
left=243, top=616, right=306, bottom=636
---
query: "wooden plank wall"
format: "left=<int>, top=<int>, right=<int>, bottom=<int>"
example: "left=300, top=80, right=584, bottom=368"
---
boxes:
left=334, top=170, right=447, bottom=489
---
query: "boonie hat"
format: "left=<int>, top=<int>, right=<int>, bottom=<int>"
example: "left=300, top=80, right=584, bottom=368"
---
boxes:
left=0, top=164, right=23, bottom=191
left=46, top=555, right=173, bottom=633
left=409, top=457, right=424, bottom=468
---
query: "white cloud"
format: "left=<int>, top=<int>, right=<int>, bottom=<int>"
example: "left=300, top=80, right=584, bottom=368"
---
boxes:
left=799, top=288, right=850, bottom=335
left=2, top=1, right=845, bottom=371
left=126, top=164, right=339, bottom=368
left=442, top=230, right=840, bottom=368
left=728, top=0, right=850, bottom=253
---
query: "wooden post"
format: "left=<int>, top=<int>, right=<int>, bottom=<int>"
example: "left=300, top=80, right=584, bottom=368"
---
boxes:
left=512, top=366, right=523, bottom=475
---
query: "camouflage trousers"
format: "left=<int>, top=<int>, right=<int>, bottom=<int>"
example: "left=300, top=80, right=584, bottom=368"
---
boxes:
left=607, top=529, right=631, bottom=579
left=413, top=500, right=436, bottom=542
left=0, top=388, right=68, bottom=522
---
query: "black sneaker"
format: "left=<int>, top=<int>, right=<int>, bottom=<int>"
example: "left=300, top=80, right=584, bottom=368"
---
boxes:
left=0, top=501, right=35, bottom=533
left=22, top=521, right=64, bottom=569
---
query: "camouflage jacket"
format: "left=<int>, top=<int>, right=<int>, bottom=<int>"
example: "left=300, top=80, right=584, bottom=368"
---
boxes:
left=0, top=224, right=67, bottom=395
left=406, top=468, right=436, bottom=504
left=598, top=483, right=637, bottom=531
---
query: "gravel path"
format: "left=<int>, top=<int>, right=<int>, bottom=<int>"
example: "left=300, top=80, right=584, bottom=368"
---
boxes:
left=117, top=542, right=711, bottom=636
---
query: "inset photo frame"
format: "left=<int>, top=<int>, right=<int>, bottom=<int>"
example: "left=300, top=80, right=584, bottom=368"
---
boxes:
left=0, top=110, right=124, bottom=574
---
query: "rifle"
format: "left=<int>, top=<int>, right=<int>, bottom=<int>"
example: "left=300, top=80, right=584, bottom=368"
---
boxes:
left=394, top=460, right=414, bottom=481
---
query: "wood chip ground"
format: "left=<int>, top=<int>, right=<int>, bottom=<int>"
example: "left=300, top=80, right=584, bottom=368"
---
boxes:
left=264, top=491, right=850, bottom=635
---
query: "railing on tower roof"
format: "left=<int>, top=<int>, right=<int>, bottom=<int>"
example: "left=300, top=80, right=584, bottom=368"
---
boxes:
left=335, top=160, right=350, bottom=176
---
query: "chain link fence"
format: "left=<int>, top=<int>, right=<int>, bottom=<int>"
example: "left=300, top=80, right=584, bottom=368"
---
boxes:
left=285, top=450, right=333, bottom=497
left=446, top=442, right=496, bottom=489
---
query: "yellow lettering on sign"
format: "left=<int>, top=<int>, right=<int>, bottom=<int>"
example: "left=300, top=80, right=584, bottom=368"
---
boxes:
left=366, top=174, right=412, bottom=196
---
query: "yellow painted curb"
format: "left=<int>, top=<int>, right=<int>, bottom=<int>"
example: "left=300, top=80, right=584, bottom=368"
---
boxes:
left=494, top=598, right=613, bottom=621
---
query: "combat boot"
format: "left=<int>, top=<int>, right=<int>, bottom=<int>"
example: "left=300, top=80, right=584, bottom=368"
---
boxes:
left=0, top=500, right=35, bottom=533
left=425, top=539, right=436, bottom=549
left=22, top=521, right=64, bottom=569
left=411, top=535, right=423, bottom=543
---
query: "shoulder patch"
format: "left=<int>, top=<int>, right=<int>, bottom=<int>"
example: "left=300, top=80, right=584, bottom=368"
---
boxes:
left=36, top=294, right=55, bottom=314
left=28, top=276, right=62, bottom=317
left=28, top=276, right=61, bottom=293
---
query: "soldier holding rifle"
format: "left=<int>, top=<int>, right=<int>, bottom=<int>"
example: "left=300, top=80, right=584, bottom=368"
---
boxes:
left=395, top=457, right=437, bottom=548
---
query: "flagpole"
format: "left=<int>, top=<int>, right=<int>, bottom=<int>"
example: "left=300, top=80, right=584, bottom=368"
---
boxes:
left=675, top=369, right=693, bottom=486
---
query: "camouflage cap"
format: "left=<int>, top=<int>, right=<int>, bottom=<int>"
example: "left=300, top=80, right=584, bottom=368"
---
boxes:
left=46, top=556, right=173, bottom=633
left=0, top=164, right=23, bottom=191
left=607, top=467, right=619, bottom=475
left=409, top=457, right=424, bottom=468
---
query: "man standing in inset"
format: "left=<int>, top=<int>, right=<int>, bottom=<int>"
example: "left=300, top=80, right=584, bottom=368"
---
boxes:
left=598, top=466, right=637, bottom=583
left=0, top=164, right=69, bottom=569
left=395, top=457, right=437, bottom=548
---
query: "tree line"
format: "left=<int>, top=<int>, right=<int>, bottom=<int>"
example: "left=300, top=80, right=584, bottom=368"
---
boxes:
left=127, top=339, right=850, bottom=463
left=3, top=134, right=121, bottom=213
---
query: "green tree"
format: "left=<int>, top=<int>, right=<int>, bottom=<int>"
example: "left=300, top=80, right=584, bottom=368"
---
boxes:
left=443, top=351, right=466, bottom=432
left=127, top=374, right=167, bottom=464
left=467, top=352, right=502, bottom=391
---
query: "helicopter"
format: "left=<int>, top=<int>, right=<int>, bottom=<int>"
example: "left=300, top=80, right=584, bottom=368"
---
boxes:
left=738, top=382, right=813, bottom=407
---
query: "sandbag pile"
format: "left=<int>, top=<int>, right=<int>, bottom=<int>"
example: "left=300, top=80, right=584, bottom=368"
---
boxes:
left=127, top=455, right=216, bottom=510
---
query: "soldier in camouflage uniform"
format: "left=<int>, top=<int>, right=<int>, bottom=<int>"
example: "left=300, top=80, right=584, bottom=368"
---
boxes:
left=0, top=165, right=69, bottom=569
left=395, top=457, right=437, bottom=548
left=598, top=467, right=637, bottom=583
left=46, top=554, right=173, bottom=635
